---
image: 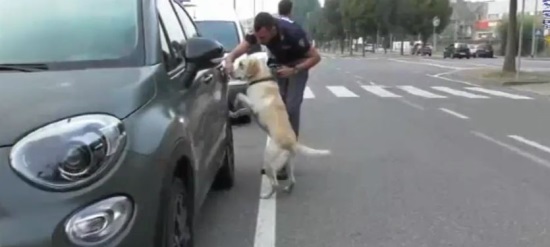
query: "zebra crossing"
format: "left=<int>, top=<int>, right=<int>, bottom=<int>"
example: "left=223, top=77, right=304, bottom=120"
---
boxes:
left=302, top=85, right=534, bottom=100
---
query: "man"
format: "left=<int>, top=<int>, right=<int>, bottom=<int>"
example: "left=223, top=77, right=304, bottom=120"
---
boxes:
left=224, top=12, right=321, bottom=179
left=278, top=0, right=293, bottom=22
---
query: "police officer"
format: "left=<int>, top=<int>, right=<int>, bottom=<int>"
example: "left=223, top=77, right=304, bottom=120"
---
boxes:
left=224, top=12, right=321, bottom=180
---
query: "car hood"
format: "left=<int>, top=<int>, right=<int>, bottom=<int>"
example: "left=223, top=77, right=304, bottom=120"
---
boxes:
left=0, top=66, right=158, bottom=146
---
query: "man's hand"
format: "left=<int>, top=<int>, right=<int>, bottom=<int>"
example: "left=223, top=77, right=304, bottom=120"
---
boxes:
left=277, top=66, right=296, bottom=78
left=224, top=59, right=234, bottom=77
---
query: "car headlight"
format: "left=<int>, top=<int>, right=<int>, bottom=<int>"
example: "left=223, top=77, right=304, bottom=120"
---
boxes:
left=9, top=114, right=126, bottom=191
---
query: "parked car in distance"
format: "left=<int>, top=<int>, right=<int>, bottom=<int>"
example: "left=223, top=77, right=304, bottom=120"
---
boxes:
left=0, top=0, right=235, bottom=246
left=417, top=45, right=433, bottom=56
left=475, top=43, right=494, bottom=58
left=443, top=43, right=471, bottom=59
left=192, top=7, right=252, bottom=124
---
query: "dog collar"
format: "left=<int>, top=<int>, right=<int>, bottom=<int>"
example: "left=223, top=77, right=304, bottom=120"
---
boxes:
left=248, top=76, right=276, bottom=86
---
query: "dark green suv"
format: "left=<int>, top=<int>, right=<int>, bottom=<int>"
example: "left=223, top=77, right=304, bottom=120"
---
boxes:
left=0, top=0, right=235, bottom=246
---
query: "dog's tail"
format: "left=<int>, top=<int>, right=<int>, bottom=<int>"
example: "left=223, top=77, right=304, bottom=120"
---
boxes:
left=294, top=143, right=331, bottom=157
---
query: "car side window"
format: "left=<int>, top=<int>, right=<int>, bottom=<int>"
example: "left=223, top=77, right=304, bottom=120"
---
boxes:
left=157, top=0, right=186, bottom=68
left=172, top=1, right=199, bottom=38
left=159, top=22, right=179, bottom=71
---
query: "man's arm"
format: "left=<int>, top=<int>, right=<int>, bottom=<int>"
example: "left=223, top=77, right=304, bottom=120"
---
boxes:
left=225, top=34, right=256, bottom=63
left=291, top=28, right=321, bottom=72
left=294, top=46, right=321, bottom=72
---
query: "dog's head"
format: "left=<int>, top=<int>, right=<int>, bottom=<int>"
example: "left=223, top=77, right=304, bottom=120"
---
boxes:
left=233, top=56, right=270, bottom=80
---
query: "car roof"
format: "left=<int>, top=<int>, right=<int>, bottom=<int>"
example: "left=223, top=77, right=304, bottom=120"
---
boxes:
left=190, top=6, right=240, bottom=22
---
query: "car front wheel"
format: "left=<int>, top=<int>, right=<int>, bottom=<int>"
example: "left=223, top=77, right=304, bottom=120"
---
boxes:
left=164, top=178, right=193, bottom=247
left=212, top=120, right=235, bottom=190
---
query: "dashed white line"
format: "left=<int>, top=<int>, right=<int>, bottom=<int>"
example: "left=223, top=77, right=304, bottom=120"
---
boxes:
left=326, top=86, right=359, bottom=97
left=397, top=85, right=447, bottom=98
left=361, top=85, right=402, bottom=98
left=465, top=87, right=533, bottom=99
left=431, top=86, right=489, bottom=99
left=254, top=137, right=277, bottom=247
left=303, top=86, right=315, bottom=99
left=508, top=135, right=550, bottom=154
left=472, top=131, right=550, bottom=169
left=399, top=99, right=424, bottom=110
left=439, top=108, right=469, bottom=119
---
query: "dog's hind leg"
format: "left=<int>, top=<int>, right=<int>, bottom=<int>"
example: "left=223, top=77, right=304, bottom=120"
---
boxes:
left=284, top=159, right=296, bottom=193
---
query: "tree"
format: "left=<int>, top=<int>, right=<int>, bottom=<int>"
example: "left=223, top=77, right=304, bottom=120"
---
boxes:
left=502, top=0, right=518, bottom=72
left=340, top=0, right=378, bottom=55
left=498, top=14, right=546, bottom=57
left=291, top=0, right=321, bottom=27
left=323, top=0, right=346, bottom=53
left=399, top=0, right=452, bottom=45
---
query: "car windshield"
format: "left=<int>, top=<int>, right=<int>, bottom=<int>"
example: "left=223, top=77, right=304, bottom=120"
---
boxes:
left=0, top=0, right=141, bottom=66
left=195, top=21, right=240, bottom=52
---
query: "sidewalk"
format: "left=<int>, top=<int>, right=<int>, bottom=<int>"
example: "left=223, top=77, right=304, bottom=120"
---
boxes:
left=445, top=68, right=550, bottom=96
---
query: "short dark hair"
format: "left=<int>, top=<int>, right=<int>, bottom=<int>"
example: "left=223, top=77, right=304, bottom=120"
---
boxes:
left=253, top=12, right=276, bottom=32
left=278, top=0, right=292, bottom=16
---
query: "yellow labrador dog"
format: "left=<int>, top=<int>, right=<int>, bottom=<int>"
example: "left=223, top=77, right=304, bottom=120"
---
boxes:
left=232, top=56, right=331, bottom=199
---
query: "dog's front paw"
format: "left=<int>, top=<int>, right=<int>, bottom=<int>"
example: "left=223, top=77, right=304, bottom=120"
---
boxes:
left=260, top=190, right=276, bottom=199
left=283, top=182, right=295, bottom=194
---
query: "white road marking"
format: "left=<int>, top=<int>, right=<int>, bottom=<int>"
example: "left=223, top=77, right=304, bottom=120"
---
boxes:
left=472, top=131, right=550, bottom=169
left=361, top=85, right=402, bottom=98
left=326, top=86, right=359, bottom=97
left=508, top=135, right=550, bottom=154
left=254, top=137, right=277, bottom=247
left=397, top=85, right=447, bottom=98
left=303, top=86, right=315, bottom=99
left=465, top=87, right=533, bottom=99
left=427, top=70, right=477, bottom=86
left=399, top=99, right=424, bottom=110
left=431, top=86, right=489, bottom=99
left=439, top=108, right=469, bottom=119
left=389, top=58, right=478, bottom=70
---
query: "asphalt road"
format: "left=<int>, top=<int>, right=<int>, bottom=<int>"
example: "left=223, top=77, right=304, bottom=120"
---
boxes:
left=195, top=54, right=550, bottom=247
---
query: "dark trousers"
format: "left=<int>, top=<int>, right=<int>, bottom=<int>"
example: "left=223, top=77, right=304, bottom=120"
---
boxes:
left=276, top=69, right=309, bottom=137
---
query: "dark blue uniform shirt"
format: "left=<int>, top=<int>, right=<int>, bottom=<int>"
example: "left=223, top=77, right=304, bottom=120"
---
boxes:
left=245, top=18, right=311, bottom=65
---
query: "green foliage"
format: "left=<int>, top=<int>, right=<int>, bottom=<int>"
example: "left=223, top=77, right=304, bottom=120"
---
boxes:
left=291, top=0, right=321, bottom=27
left=398, top=0, right=452, bottom=43
left=498, top=15, right=546, bottom=56
left=307, top=0, right=453, bottom=47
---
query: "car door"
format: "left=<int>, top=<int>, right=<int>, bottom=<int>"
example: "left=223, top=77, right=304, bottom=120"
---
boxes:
left=157, top=0, right=217, bottom=195
left=173, top=0, right=228, bottom=180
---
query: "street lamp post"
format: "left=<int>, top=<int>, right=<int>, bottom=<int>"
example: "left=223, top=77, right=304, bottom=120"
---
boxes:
left=433, top=16, right=440, bottom=52
left=530, top=0, right=539, bottom=58
left=516, top=0, right=526, bottom=79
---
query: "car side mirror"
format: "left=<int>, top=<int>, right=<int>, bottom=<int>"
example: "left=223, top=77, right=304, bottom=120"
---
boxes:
left=184, top=37, right=225, bottom=70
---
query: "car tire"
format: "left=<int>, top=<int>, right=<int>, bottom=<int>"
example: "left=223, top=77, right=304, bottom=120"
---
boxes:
left=164, top=177, right=194, bottom=247
left=212, top=120, right=235, bottom=190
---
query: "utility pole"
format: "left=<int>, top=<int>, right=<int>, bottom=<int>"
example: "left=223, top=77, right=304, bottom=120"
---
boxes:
left=516, top=0, right=526, bottom=79
left=233, top=0, right=236, bottom=10
left=253, top=0, right=256, bottom=15
left=530, top=0, right=539, bottom=58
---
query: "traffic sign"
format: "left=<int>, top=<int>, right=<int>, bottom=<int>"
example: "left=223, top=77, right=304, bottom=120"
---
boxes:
left=433, top=17, right=440, bottom=27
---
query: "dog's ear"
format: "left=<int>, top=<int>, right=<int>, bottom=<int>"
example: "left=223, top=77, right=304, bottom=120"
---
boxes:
left=245, top=58, right=260, bottom=77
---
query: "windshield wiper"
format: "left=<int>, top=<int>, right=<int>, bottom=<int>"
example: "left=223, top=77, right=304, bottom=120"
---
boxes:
left=0, top=64, right=48, bottom=72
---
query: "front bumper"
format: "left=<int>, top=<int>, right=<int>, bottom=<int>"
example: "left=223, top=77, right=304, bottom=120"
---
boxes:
left=0, top=147, right=165, bottom=247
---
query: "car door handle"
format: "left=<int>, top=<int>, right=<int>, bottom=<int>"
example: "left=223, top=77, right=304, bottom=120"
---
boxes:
left=203, top=74, right=213, bottom=83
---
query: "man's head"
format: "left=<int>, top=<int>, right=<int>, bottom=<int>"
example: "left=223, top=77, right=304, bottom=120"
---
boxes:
left=278, top=0, right=292, bottom=16
left=253, top=12, right=278, bottom=45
